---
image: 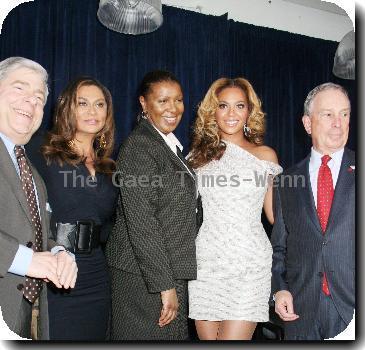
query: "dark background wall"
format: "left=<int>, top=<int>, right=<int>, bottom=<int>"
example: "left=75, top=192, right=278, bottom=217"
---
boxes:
left=0, top=0, right=356, bottom=168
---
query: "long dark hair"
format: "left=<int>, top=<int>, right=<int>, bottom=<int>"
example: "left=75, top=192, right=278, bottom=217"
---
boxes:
left=42, top=76, right=115, bottom=174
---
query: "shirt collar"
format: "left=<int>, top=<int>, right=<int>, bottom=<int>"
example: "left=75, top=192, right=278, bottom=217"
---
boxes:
left=0, top=131, right=18, bottom=156
left=310, top=147, right=344, bottom=168
left=150, top=122, right=183, bottom=152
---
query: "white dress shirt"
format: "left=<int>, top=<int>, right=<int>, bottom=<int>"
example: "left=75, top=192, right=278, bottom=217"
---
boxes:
left=150, top=121, right=195, bottom=177
left=309, top=147, right=344, bottom=208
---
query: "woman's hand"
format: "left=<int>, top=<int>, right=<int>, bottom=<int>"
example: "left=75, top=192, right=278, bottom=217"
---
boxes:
left=158, top=288, right=178, bottom=327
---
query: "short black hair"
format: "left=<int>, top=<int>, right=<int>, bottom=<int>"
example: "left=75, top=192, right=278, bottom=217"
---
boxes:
left=138, top=70, right=181, bottom=98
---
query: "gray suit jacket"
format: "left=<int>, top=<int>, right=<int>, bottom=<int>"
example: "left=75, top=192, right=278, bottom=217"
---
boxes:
left=106, top=119, right=198, bottom=293
left=0, top=139, right=54, bottom=339
left=271, top=148, right=355, bottom=337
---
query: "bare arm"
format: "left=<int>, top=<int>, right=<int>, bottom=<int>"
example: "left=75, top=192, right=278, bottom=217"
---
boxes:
left=256, top=146, right=279, bottom=225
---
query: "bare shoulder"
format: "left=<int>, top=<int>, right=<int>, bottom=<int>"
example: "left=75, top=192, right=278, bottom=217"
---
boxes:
left=254, top=145, right=279, bottom=164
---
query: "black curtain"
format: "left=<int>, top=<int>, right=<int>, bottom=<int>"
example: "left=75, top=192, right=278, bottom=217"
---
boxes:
left=0, top=0, right=356, bottom=168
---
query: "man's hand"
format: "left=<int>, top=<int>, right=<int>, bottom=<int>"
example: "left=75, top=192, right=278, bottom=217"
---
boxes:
left=158, top=288, right=178, bottom=327
left=274, top=290, right=299, bottom=321
left=26, top=252, right=61, bottom=288
left=55, top=251, right=78, bottom=289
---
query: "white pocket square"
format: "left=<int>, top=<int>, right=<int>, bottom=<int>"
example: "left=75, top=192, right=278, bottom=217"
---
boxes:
left=46, top=202, right=52, bottom=212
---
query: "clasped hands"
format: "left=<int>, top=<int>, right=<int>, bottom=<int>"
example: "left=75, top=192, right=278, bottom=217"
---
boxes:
left=26, top=251, right=78, bottom=289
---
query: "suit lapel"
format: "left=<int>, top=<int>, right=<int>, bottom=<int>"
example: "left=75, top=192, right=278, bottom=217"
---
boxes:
left=0, top=139, right=33, bottom=224
left=296, top=155, right=323, bottom=234
left=141, top=119, right=195, bottom=181
left=326, top=148, right=355, bottom=233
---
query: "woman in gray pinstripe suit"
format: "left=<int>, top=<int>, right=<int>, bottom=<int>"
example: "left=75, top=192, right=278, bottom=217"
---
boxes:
left=105, top=71, right=201, bottom=340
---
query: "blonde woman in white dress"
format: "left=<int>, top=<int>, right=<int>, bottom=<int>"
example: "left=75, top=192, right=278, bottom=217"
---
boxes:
left=188, top=78, right=282, bottom=340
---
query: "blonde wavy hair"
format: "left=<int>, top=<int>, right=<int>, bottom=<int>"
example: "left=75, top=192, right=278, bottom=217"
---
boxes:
left=189, top=77, right=266, bottom=169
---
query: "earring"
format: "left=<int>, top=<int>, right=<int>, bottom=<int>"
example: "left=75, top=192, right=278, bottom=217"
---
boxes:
left=68, top=139, right=76, bottom=149
left=99, top=134, right=107, bottom=150
left=243, top=123, right=251, bottom=137
left=141, top=111, right=149, bottom=119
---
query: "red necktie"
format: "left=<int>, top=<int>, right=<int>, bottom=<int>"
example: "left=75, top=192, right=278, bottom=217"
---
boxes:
left=317, top=155, right=334, bottom=296
left=14, top=146, right=43, bottom=303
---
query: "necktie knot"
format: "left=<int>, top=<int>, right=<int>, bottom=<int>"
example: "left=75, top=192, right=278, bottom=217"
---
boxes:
left=176, top=145, right=196, bottom=178
left=176, top=145, right=183, bottom=158
left=321, top=155, right=331, bottom=166
left=14, top=145, right=25, bottom=159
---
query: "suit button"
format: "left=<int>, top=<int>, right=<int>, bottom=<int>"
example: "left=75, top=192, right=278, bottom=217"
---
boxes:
left=17, top=284, right=24, bottom=291
left=196, top=208, right=198, bottom=213
left=26, top=241, right=33, bottom=248
left=322, top=240, right=327, bottom=245
left=318, top=272, right=324, bottom=277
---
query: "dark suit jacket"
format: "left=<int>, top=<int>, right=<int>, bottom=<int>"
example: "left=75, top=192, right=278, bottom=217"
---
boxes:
left=271, top=148, right=355, bottom=337
left=0, top=138, right=55, bottom=339
left=106, top=119, right=198, bottom=293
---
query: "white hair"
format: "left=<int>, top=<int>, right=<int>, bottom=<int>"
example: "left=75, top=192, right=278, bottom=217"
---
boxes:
left=303, top=82, right=349, bottom=116
left=0, top=56, right=49, bottom=100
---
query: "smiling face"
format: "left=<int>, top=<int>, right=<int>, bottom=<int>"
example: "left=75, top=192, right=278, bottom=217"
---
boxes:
left=75, top=84, right=107, bottom=138
left=302, top=88, right=350, bottom=155
left=0, top=67, right=46, bottom=145
left=139, top=81, right=184, bottom=135
left=215, top=87, right=249, bottom=140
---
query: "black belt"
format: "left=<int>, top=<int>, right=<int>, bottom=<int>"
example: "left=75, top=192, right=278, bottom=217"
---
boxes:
left=54, top=220, right=101, bottom=254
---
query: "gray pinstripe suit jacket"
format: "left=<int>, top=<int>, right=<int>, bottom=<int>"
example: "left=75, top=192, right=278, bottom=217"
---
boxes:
left=0, top=138, right=55, bottom=339
left=106, top=119, right=199, bottom=293
left=271, top=148, right=355, bottom=337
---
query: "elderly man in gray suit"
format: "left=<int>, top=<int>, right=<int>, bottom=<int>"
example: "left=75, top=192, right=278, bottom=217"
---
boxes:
left=0, top=57, right=78, bottom=339
left=271, top=82, right=355, bottom=340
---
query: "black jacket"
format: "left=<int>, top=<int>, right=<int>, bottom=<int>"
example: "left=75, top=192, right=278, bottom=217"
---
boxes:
left=271, top=148, right=355, bottom=338
left=106, top=119, right=200, bottom=293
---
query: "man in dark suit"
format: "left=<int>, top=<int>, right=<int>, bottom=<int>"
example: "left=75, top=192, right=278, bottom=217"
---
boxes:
left=271, top=82, right=355, bottom=340
left=0, top=57, right=77, bottom=339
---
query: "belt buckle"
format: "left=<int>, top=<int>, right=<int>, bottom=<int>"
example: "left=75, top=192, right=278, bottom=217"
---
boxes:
left=74, top=220, right=94, bottom=254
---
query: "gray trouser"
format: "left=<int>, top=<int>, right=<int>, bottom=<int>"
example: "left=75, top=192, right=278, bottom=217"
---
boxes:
left=14, top=297, right=32, bottom=339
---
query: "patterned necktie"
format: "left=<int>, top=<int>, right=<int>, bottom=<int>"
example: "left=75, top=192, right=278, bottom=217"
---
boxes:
left=317, top=154, right=334, bottom=296
left=176, top=146, right=202, bottom=229
left=176, top=146, right=196, bottom=178
left=14, top=146, right=43, bottom=303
